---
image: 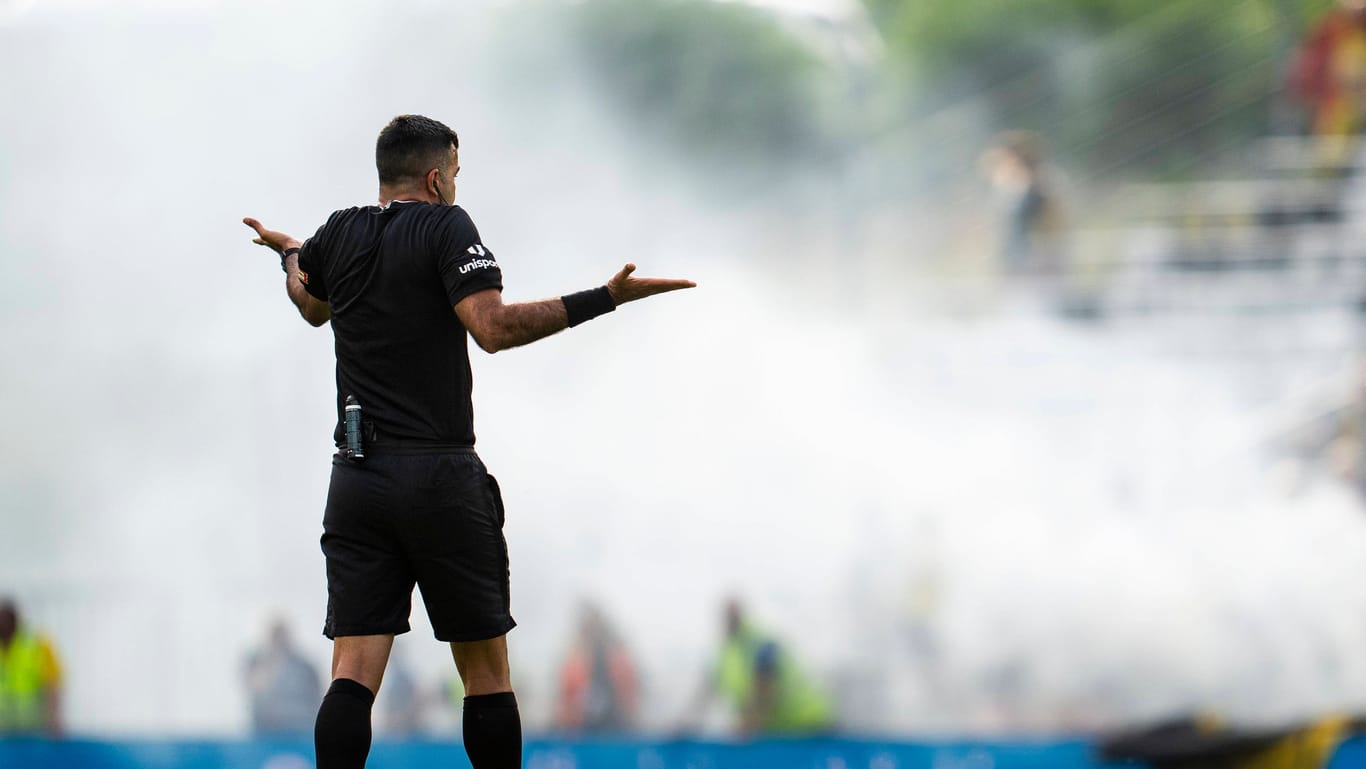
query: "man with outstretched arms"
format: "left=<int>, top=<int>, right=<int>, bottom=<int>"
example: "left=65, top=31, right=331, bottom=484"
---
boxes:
left=243, top=114, right=694, bottom=769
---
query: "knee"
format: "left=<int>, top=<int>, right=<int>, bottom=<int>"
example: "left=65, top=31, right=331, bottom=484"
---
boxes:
left=456, top=654, right=512, bottom=696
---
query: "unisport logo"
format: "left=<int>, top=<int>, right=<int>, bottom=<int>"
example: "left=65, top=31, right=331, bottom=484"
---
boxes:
left=460, top=243, right=497, bottom=274
left=460, top=257, right=499, bottom=274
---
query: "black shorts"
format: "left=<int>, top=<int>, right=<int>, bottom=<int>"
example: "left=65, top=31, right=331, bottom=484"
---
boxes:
left=320, top=449, right=516, bottom=642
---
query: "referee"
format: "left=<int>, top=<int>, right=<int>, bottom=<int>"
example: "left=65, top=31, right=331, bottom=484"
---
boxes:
left=243, top=114, right=694, bottom=769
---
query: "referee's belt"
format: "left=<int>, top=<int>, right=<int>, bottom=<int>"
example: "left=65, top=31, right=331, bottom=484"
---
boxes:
left=344, top=440, right=477, bottom=456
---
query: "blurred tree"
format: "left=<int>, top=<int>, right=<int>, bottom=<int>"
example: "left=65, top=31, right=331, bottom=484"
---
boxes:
left=491, top=0, right=1356, bottom=201
left=862, top=0, right=1336, bottom=181
left=565, top=0, right=840, bottom=172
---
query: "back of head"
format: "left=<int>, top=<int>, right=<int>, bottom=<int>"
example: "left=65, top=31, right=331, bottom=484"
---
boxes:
left=375, top=114, right=459, bottom=187
left=994, top=130, right=1043, bottom=172
left=0, top=597, right=18, bottom=642
left=723, top=598, right=745, bottom=638
left=268, top=618, right=292, bottom=650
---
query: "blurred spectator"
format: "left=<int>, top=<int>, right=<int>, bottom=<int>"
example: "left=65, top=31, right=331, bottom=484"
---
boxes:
left=684, top=598, right=834, bottom=737
left=0, top=597, right=63, bottom=736
left=1289, top=0, right=1366, bottom=168
left=553, top=602, right=639, bottom=734
left=376, top=643, right=424, bottom=737
left=977, top=657, right=1030, bottom=733
left=243, top=618, right=322, bottom=736
left=1275, top=365, right=1366, bottom=501
left=979, top=130, right=1064, bottom=278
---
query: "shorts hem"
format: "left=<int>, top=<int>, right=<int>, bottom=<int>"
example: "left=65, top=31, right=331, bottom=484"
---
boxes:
left=434, top=617, right=516, bottom=643
left=324, top=623, right=413, bottom=640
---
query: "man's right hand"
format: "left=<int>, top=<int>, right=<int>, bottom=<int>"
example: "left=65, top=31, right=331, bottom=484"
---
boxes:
left=242, top=216, right=330, bottom=326
left=606, top=263, right=696, bottom=305
left=243, top=217, right=302, bottom=256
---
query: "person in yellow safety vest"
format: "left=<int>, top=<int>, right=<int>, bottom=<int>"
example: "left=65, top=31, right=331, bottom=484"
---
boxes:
left=689, top=598, right=834, bottom=737
left=0, top=598, right=63, bottom=736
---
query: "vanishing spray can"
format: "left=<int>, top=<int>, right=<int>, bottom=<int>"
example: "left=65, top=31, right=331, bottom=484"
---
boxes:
left=344, top=395, right=365, bottom=461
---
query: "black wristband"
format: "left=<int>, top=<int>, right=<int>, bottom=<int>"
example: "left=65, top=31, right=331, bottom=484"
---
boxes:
left=281, top=246, right=300, bottom=273
left=562, top=286, right=616, bottom=327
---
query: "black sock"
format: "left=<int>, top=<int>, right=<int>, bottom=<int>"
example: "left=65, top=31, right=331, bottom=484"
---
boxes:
left=315, top=678, right=375, bottom=769
left=463, top=692, right=522, bottom=769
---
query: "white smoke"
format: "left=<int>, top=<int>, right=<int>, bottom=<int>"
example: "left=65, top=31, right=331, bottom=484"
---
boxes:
left=2, top=0, right=1365, bottom=739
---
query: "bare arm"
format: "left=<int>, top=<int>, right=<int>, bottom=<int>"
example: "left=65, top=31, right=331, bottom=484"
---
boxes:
left=283, top=249, right=331, bottom=327
left=456, top=263, right=695, bottom=354
left=243, top=217, right=331, bottom=327
left=456, top=289, right=568, bottom=353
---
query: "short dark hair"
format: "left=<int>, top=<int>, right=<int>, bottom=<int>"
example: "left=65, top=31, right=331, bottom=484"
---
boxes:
left=375, top=114, right=459, bottom=186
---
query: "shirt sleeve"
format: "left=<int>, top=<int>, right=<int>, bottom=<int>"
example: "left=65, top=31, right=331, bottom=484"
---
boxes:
left=296, top=213, right=338, bottom=302
left=436, top=207, right=503, bottom=307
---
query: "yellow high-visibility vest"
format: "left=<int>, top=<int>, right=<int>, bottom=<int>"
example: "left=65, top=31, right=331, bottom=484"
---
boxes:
left=0, top=630, right=60, bottom=734
left=715, top=625, right=833, bottom=734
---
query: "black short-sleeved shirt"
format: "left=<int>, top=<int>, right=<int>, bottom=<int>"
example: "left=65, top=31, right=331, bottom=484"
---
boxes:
left=297, top=201, right=502, bottom=448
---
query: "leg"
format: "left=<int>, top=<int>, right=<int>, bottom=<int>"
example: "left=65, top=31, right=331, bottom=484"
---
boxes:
left=315, top=634, right=393, bottom=769
left=404, top=456, right=520, bottom=766
left=451, top=634, right=511, bottom=695
left=452, top=635, right=521, bottom=769
left=331, top=633, right=395, bottom=692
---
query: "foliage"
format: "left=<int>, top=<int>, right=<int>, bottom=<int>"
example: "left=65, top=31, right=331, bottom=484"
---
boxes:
left=562, top=0, right=840, bottom=172
left=860, top=0, right=1318, bottom=180
left=529, top=0, right=1345, bottom=187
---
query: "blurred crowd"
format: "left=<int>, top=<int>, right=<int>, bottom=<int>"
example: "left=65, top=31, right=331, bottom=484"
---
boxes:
left=236, top=597, right=834, bottom=741
left=1, top=593, right=1361, bottom=769
left=7, top=586, right=1361, bottom=769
